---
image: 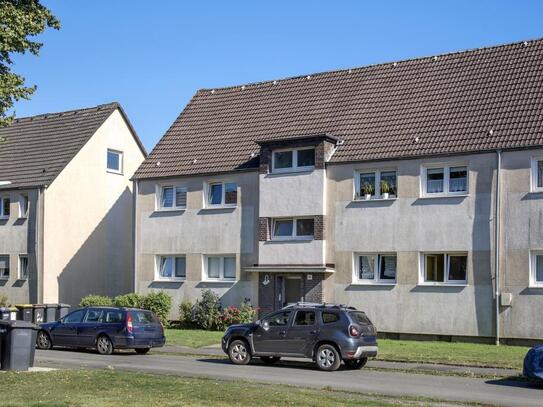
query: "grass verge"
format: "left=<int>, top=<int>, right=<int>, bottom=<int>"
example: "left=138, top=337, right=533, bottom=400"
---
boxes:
left=165, top=329, right=529, bottom=369
left=0, top=369, right=482, bottom=407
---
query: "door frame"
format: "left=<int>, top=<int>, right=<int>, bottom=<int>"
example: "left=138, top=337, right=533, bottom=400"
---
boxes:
left=275, top=274, right=303, bottom=309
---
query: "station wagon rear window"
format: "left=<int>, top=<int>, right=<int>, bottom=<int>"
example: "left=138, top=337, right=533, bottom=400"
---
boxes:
left=130, top=310, right=159, bottom=324
left=349, top=311, right=372, bottom=325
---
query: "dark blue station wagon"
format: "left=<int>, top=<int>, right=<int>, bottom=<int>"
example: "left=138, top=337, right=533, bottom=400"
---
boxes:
left=36, top=307, right=166, bottom=354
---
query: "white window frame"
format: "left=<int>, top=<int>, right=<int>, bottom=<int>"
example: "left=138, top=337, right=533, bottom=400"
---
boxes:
left=154, top=255, right=186, bottom=281
left=354, top=169, right=397, bottom=200
left=155, top=184, right=187, bottom=211
left=106, top=149, right=123, bottom=174
left=19, top=194, right=29, bottom=218
left=271, top=147, right=316, bottom=173
left=0, top=254, right=9, bottom=280
left=353, top=253, right=397, bottom=284
left=0, top=196, right=10, bottom=219
left=530, top=156, right=543, bottom=193
left=421, top=164, right=469, bottom=197
left=204, top=181, right=238, bottom=208
left=529, top=251, right=543, bottom=288
left=419, top=252, right=468, bottom=285
left=18, top=254, right=28, bottom=280
left=203, top=255, right=236, bottom=282
left=271, top=217, right=315, bottom=241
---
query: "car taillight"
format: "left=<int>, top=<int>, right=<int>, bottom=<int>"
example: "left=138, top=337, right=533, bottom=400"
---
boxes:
left=127, top=313, right=133, bottom=334
left=349, top=325, right=360, bottom=337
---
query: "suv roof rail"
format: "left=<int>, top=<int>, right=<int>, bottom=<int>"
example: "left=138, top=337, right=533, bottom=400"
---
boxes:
left=282, top=302, right=358, bottom=310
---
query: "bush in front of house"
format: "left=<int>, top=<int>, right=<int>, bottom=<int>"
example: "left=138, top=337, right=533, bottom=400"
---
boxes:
left=0, top=293, right=9, bottom=307
left=79, top=295, right=113, bottom=307
left=142, top=291, right=172, bottom=327
left=114, top=293, right=145, bottom=308
left=178, top=290, right=258, bottom=331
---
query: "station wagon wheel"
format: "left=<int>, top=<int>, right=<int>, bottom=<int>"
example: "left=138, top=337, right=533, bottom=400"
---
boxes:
left=228, top=339, right=251, bottom=365
left=316, top=344, right=341, bottom=371
left=36, top=331, right=52, bottom=350
left=344, top=357, right=368, bottom=369
left=96, top=335, right=113, bottom=355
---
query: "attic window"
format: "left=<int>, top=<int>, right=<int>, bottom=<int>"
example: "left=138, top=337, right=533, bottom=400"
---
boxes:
left=107, top=149, right=123, bottom=174
left=272, top=147, right=315, bottom=173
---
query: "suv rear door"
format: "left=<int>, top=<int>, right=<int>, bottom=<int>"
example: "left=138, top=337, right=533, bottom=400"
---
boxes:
left=253, top=310, right=292, bottom=354
left=283, top=309, right=318, bottom=356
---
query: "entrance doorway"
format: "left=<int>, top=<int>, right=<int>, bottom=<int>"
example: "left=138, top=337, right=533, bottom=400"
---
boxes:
left=277, top=275, right=302, bottom=308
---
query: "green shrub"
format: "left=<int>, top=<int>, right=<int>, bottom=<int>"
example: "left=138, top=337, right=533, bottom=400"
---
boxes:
left=143, top=291, right=172, bottom=327
left=218, top=300, right=258, bottom=330
left=79, top=295, right=113, bottom=307
left=192, top=289, right=221, bottom=330
left=114, top=293, right=145, bottom=308
left=0, top=293, right=9, bottom=307
left=178, top=300, right=195, bottom=328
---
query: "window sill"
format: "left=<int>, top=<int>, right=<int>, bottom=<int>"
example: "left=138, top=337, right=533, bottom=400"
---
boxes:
left=269, top=168, right=314, bottom=176
left=106, top=169, right=123, bottom=175
left=269, top=237, right=314, bottom=242
left=417, top=283, right=468, bottom=287
left=351, top=281, right=396, bottom=286
left=153, top=279, right=185, bottom=283
left=0, top=216, right=8, bottom=220
left=154, top=208, right=186, bottom=213
left=16, top=278, right=28, bottom=282
left=202, top=205, right=237, bottom=210
left=352, top=197, right=397, bottom=202
left=201, top=279, right=236, bottom=284
left=528, top=284, right=543, bottom=289
left=419, top=194, right=469, bottom=199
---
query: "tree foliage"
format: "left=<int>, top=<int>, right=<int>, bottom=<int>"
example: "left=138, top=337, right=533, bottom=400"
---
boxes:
left=0, top=0, right=60, bottom=126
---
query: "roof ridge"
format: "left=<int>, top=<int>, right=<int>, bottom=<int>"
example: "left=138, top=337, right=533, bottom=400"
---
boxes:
left=197, top=37, right=543, bottom=94
left=12, top=102, right=119, bottom=123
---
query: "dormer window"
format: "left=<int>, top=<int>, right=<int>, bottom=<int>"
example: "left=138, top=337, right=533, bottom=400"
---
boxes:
left=272, top=147, right=315, bottom=173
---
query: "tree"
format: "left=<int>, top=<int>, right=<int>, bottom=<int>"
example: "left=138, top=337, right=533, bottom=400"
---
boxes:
left=0, top=0, right=60, bottom=126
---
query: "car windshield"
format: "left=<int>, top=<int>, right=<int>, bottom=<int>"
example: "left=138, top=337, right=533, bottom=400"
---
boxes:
left=349, top=311, right=372, bottom=325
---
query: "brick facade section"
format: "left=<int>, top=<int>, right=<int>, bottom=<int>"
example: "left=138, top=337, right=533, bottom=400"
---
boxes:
left=258, top=217, right=271, bottom=241
left=303, top=273, right=324, bottom=303
left=314, top=215, right=325, bottom=240
left=258, top=138, right=333, bottom=174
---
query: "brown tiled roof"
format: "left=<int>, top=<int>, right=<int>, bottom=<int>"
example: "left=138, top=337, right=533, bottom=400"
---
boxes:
left=134, top=38, right=543, bottom=179
left=0, top=102, right=144, bottom=189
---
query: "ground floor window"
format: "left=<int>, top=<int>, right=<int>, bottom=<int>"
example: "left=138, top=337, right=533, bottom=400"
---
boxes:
left=18, top=255, right=28, bottom=280
left=354, top=253, right=397, bottom=283
left=205, top=255, right=236, bottom=281
left=156, top=255, right=186, bottom=280
left=421, top=253, right=467, bottom=284
left=0, top=255, right=9, bottom=279
left=530, top=251, right=543, bottom=287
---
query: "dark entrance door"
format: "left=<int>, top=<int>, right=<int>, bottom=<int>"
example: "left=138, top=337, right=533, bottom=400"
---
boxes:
left=276, top=276, right=302, bottom=308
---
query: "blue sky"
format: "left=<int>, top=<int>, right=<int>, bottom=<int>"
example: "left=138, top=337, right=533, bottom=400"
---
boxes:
left=11, top=0, right=543, bottom=152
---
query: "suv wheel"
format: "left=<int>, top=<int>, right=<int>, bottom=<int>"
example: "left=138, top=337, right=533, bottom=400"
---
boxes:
left=228, top=339, right=251, bottom=365
left=344, top=357, right=368, bottom=369
left=36, top=331, right=52, bottom=350
left=96, top=335, right=113, bottom=355
left=316, top=344, right=341, bottom=371
left=260, top=356, right=280, bottom=365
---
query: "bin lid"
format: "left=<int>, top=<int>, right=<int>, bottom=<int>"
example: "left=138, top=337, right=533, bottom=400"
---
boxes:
left=58, top=303, right=71, bottom=307
left=33, top=304, right=46, bottom=309
left=8, top=307, right=18, bottom=311
left=0, top=320, right=37, bottom=329
left=14, top=304, right=33, bottom=309
left=44, top=304, right=60, bottom=308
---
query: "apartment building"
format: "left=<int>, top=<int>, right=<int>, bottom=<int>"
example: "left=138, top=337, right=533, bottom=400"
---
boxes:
left=0, top=103, right=146, bottom=306
left=133, top=39, right=543, bottom=342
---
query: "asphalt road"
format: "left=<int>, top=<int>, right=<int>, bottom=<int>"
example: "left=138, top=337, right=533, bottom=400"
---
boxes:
left=35, top=349, right=542, bottom=406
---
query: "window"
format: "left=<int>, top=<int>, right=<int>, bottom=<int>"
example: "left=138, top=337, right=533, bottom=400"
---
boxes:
left=531, top=157, right=543, bottom=192
left=106, top=149, right=123, bottom=173
left=530, top=252, right=543, bottom=287
left=205, top=255, right=236, bottom=281
left=294, top=310, right=315, bottom=326
left=272, top=148, right=315, bottom=172
left=18, top=255, right=28, bottom=280
left=355, top=170, right=397, bottom=199
left=83, top=309, right=103, bottom=323
left=206, top=182, right=237, bottom=207
left=264, top=311, right=291, bottom=327
left=0, top=196, right=10, bottom=218
left=0, top=255, right=9, bottom=279
left=19, top=194, right=29, bottom=218
left=156, top=255, right=186, bottom=280
left=158, top=185, right=187, bottom=210
left=354, top=254, right=397, bottom=283
left=422, top=253, right=467, bottom=284
left=422, top=166, right=468, bottom=196
left=102, top=310, right=124, bottom=323
left=272, top=218, right=314, bottom=240
left=321, top=312, right=340, bottom=324
left=63, top=309, right=86, bottom=324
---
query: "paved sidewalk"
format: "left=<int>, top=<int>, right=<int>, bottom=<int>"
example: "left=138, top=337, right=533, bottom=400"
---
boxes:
left=156, top=345, right=521, bottom=377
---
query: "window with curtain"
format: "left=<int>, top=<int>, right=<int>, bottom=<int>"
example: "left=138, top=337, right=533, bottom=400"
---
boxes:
left=423, top=253, right=467, bottom=284
left=0, top=197, right=10, bottom=218
left=206, top=256, right=236, bottom=281
left=207, top=182, right=237, bottom=206
left=424, top=166, right=468, bottom=195
left=0, top=255, right=9, bottom=279
left=159, top=186, right=187, bottom=210
left=355, top=254, right=396, bottom=283
left=18, top=255, right=28, bottom=279
left=157, top=255, right=186, bottom=280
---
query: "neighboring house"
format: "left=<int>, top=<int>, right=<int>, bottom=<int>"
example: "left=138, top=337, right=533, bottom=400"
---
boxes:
left=0, top=102, right=146, bottom=306
left=133, top=39, right=543, bottom=343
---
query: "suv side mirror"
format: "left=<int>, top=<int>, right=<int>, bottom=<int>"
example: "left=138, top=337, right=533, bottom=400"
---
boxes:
left=262, top=320, right=270, bottom=331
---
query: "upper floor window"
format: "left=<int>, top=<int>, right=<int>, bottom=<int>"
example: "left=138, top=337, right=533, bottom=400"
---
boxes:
left=156, top=255, right=186, bottom=281
left=0, top=255, right=9, bottom=279
left=272, top=147, right=315, bottom=173
left=205, top=255, right=236, bottom=281
left=19, top=194, right=29, bottom=218
left=421, top=253, right=467, bottom=284
left=272, top=217, right=314, bottom=240
left=0, top=196, right=10, bottom=219
left=18, top=255, right=28, bottom=280
left=354, top=253, right=397, bottom=284
left=158, top=185, right=187, bottom=210
left=531, top=157, right=543, bottom=192
left=422, top=165, right=467, bottom=196
left=355, top=170, right=397, bottom=200
left=206, top=182, right=237, bottom=207
left=106, top=149, right=123, bottom=174
left=530, top=251, right=543, bottom=287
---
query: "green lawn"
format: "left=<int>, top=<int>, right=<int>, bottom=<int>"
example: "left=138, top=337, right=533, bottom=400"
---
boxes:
left=165, top=329, right=529, bottom=369
left=0, top=370, right=457, bottom=407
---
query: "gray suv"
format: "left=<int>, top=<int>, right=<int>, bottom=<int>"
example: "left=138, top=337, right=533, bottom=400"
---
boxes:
left=221, top=303, right=378, bottom=371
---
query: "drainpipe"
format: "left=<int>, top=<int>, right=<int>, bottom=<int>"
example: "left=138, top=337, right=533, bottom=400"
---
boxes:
left=133, top=180, right=139, bottom=293
left=494, top=150, right=502, bottom=346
